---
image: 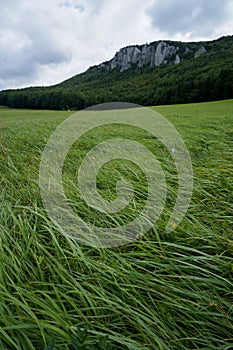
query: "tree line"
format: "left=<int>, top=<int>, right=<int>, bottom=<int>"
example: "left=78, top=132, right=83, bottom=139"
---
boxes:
left=0, top=36, right=232, bottom=109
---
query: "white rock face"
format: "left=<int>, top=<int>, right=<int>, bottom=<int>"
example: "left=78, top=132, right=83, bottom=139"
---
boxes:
left=110, top=46, right=142, bottom=71
left=174, top=54, right=181, bottom=65
left=106, top=41, right=179, bottom=72
left=194, top=46, right=207, bottom=58
left=98, top=41, right=207, bottom=72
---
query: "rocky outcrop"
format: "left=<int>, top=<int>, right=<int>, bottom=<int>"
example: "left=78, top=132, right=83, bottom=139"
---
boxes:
left=102, top=41, right=181, bottom=72
left=98, top=41, right=207, bottom=72
left=194, top=46, right=207, bottom=58
left=174, top=54, right=181, bottom=64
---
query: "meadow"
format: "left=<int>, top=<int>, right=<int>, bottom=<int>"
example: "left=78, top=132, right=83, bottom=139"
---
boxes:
left=0, top=100, right=232, bottom=349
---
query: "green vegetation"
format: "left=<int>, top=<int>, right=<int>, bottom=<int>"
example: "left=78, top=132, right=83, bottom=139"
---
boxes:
left=0, top=100, right=233, bottom=349
left=0, top=36, right=233, bottom=110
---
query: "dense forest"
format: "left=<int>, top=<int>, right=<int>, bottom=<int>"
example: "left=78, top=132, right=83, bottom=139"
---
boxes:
left=0, top=36, right=233, bottom=109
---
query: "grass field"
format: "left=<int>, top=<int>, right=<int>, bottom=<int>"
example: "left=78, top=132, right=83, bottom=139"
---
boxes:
left=0, top=100, right=233, bottom=349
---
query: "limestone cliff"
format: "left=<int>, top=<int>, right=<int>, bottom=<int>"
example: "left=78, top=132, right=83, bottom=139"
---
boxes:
left=99, top=41, right=207, bottom=72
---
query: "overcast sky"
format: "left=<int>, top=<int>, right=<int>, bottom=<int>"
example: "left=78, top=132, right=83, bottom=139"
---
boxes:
left=0, top=0, right=232, bottom=90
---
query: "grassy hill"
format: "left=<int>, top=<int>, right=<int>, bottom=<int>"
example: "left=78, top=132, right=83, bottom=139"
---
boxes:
left=0, top=36, right=233, bottom=110
left=0, top=100, right=233, bottom=349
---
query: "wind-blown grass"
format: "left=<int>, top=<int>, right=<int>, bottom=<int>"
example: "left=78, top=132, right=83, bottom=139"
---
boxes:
left=0, top=100, right=233, bottom=349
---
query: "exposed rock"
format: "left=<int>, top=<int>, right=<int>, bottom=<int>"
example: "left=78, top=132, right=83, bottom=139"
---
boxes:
left=174, top=54, right=181, bottom=65
left=103, top=41, right=179, bottom=72
left=194, top=46, right=207, bottom=58
left=98, top=41, right=207, bottom=72
left=110, top=46, right=141, bottom=71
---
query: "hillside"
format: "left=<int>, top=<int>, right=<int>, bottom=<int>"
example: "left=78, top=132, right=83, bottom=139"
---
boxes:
left=0, top=35, right=233, bottom=109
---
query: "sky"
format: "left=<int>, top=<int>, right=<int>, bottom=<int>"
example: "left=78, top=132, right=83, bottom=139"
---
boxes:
left=0, top=0, right=232, bottom=90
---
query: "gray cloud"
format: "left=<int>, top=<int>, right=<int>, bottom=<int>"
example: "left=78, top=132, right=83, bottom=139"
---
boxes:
left=0, top=0, right=72, bottom=89
left=148, top=0, right=232, bottom=37
left=0, top=0, right=152, bottom=90
left=59, top=0, right=85, bottom=12
left=0, top=0, right=232, bottom=91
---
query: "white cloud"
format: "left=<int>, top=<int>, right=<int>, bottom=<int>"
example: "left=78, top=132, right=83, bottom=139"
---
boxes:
left=0, top=0, right=232, bottom=90
left=147, top=0, right=233, bottom=40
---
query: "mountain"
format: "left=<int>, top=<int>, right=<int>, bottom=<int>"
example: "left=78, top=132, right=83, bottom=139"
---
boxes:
left=0, top=35, right=233, bottom=109
left=96, top=41, right=206, bottom=72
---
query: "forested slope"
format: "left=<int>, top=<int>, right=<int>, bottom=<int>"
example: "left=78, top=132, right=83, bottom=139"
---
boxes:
left=0, top=35, right=232, bottom=109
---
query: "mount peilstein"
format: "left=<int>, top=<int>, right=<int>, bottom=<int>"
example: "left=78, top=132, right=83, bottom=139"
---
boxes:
left=98, top=42, right=206, bottom=72
left=0, top=35, right=233, bottom=109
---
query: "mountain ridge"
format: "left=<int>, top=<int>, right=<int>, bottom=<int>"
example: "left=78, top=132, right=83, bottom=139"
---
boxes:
left=59, top=35, right=228, bottom=86
left=0, top=35, right=233, bottom=109
left=96, top=41, right=206, bottom=72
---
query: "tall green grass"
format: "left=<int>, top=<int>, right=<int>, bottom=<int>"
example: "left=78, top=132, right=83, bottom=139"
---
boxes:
left=0, top=101, right=233, bottom=349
